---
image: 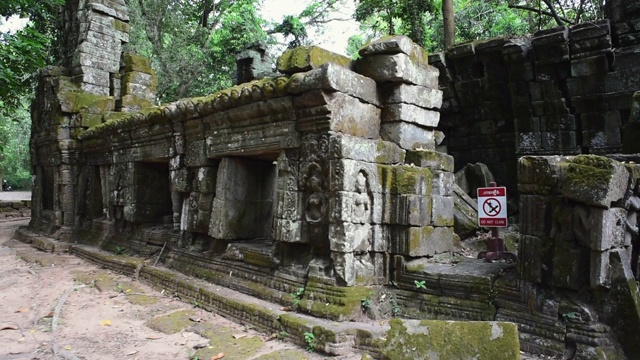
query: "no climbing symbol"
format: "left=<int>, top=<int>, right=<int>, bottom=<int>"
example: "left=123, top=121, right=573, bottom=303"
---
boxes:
left=482, top=198, right=501, bottom=217
left=477, top=186, right=507, bottom=227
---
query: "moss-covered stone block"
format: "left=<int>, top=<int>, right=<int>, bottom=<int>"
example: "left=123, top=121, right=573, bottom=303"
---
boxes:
left=381, top=319, right=520, bottom=360
left=517, top=156, right=566, bottom=195
left=112, top=18, right=130, bottom=33
left=80, top=113, right=104, bottom=127
left=406, top=149, right=454, bottom=172
left=122, top=53, right=155, bottom=74
left=57, top=79, right=115, bottom=114
left=277, top=46, right=352, bottom=74
left=393, top=165, right=433, bottom=195
left=561, top=155, right=628, bottom=208
left=304, top=283, right=373, bottom=321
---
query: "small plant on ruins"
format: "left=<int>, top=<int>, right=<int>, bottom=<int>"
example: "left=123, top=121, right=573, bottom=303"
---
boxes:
left=277, top=330, right=289, bottom=340
left=290, top=287, right=305, bottom=309
left=562, top=312, right=580, bottom=320
left=304, top=331, right=316, bottom=352
left=361, top=297, right=372, bottom=312
left=414, top=280, right=427, bottom=290
left=391, top=299, right=401, bottom=317
left=114, top=245, right=127, bottom=255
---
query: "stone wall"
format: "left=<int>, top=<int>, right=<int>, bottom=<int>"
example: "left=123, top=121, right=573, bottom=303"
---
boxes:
left=0, top=200, right=31, bottom=219
left=432, top=1, right=640, bottom=192
left=30, top=9, right=459, bottom=313
left=518, top=154, right=640, bottom=357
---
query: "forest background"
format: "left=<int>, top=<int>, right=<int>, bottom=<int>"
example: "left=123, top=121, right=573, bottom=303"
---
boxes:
left=0, top=0, right=606, bottom=189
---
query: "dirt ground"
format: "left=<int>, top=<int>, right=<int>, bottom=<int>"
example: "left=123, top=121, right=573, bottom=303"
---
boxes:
left=0, top=218, right=356, bottom=360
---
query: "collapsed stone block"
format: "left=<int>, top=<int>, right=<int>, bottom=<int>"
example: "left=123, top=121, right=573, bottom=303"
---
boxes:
left=561, top=155, right=629, bottom=208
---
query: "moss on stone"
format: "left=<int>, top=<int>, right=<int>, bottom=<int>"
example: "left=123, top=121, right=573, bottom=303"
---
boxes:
left=277, top=46, right=352, bottom=74
left=122, top=53, right=154, bottom=74
left=563, top=155, right=615, bottom=188
left=382, top=319, right=520, bottom=360
left=304, top=282, right=373, bottom=321
left=60, top=90, right=115, bottom=114
left=191, top=324, right=264, bottom=360
left=146, top=309, right=196, bottom=334
left=393, top=166, right=432, bottom=195
left=112, top=19, right=130, bottom=33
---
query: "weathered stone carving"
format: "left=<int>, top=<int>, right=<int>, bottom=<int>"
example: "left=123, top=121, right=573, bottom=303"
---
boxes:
left=303, top=163, right=327, bottom=223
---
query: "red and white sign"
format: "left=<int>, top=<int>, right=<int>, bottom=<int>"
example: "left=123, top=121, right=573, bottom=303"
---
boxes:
left=477, top=187, right=507, bottom=227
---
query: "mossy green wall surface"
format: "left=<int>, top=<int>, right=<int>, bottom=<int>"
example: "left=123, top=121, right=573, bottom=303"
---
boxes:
left=382, top=319, right=520, bottom=360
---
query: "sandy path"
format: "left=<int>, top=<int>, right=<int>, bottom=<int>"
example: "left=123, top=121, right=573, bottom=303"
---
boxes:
left=0, top=219, right=342, bottom=360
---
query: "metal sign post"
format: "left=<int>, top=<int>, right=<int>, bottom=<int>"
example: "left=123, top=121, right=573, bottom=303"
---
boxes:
left=476, top=182, right=516, bottom=262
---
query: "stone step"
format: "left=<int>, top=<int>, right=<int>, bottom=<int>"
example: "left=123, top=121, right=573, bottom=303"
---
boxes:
left=12, top=227, right=521, bottom=359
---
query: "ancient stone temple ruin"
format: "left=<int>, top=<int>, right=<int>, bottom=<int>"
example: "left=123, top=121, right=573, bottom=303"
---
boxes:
left=19, top=0, right=640, bottom=358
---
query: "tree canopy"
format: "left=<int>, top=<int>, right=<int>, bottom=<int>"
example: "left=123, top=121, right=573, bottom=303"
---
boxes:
left=0, top=0, right=62, bottom=115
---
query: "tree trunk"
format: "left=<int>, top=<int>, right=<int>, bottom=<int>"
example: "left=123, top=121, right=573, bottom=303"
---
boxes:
left=442, top=0, right=454, bottom=48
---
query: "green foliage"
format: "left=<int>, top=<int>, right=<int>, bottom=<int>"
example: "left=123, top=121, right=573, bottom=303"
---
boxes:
left=126, top=0, right=268, bottom=103
left=0, top=0, right=62, bottom=115
left=0, top=100, right=31, bottom=190
left=354, top=0, right=606, bottom=52
left=360, top=297, right=373, bottom=311
left=414, top=280, right=427, bottom=289
left=355, top=0, right=435, bottom=46
left=268, top=0, right=345, bottom=50
left=289, top=287, right=305, bottom=309
left=303, top=331, right=316, bottom=352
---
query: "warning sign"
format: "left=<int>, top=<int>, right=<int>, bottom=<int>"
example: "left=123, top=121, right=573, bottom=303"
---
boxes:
left=477, top=187, right=507, bottom=227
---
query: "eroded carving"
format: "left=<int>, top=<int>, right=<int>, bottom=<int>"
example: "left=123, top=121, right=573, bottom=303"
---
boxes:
left=304, top=163, right=327, bottom=223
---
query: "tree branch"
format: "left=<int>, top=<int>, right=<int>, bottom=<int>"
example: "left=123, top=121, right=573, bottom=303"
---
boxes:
left=541, top=0, right=568, bottom=26
left=508, top=4, right=573, bottom=25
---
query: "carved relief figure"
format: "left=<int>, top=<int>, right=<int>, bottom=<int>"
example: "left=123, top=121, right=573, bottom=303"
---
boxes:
left=353, top=171, right=371, bottom=224
left=304, top=164, right=327, bottom=223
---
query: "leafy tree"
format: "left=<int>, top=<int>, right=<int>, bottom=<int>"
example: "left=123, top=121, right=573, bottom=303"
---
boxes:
left=0, top=0, right=62, bottom=115
left=0, top=100, right=31, bottom=189
left=354, top=0, right=436, bottom=46
left=127, top=0, right=268, bottom=103
left=507, top=0, right=605, bottom=27
left=353, top=0, right=605, bottom=52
